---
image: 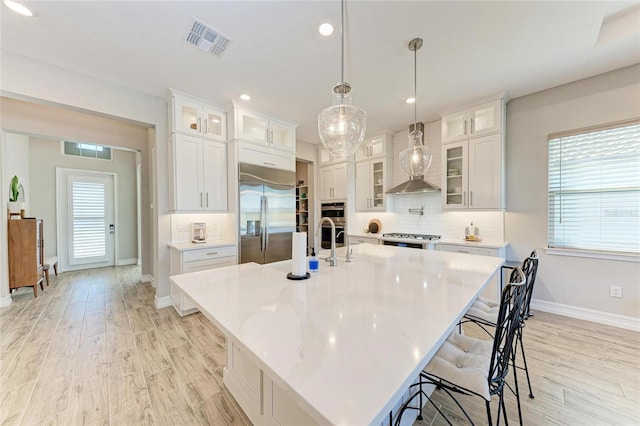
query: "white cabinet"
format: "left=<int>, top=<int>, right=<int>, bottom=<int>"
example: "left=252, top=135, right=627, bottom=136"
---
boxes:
left=441, top=99, right=502, bottom=144
left=237, top=141, right=295, bottom=171
left=170, top=244, right=237, bottom=316
left=349, top=235, right=379, bottom=245
left=318, top=163, right=347, bottom=201
left=318, top=147, right=349, bottom=166
left=168, top=89, right=227, bottom=141
left=169, top=134, right=228, bottom=212
left=231, top=104, right=297, bottom=153
left=355, top=159, right=387, bottom=211
left=354, top=131, right=392, bottom=162
left=442, top=134, right=503, bottom=210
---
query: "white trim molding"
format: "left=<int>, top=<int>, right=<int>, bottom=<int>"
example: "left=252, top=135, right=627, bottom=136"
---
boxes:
left=0, top=294, right=12, bottom=308
left=116, top=258, right=138, bottom=266
left=531, top=299, right=640, bottom=332
left=141, top=274, right=155, bottom=288
left=155, top=295, right=172, bottom=310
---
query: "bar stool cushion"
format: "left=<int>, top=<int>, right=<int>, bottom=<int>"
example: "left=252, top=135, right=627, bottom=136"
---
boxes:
left=424, top=332, right=493, bottom=401
left=466, top=296, right=500, bottom=324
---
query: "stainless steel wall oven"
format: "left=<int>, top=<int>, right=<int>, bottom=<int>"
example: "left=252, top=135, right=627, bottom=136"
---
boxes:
left=320, top=202, right=346, bottom=249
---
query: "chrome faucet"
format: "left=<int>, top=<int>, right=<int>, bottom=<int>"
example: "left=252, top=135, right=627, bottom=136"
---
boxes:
left=316, top=217, right=337, bottom=266
left=336, top=230, right=352, bottom=262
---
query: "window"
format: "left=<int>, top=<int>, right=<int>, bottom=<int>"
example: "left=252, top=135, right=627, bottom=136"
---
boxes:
left=548, top=120, right=640, bottom=255
left=63, top=141, right=112, bottom=160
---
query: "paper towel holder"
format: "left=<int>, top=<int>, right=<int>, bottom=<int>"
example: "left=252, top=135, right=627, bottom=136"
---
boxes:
left=287, top=272, right=311, bottom=280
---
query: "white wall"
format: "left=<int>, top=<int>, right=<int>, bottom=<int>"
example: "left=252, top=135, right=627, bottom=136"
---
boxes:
left=28, top=136, right=138, bottom=262
left=505, top=64, right=640, bottom=320
left=1, top=51, right=169, bottom=305
left=4, top=133, right=30, bottom=212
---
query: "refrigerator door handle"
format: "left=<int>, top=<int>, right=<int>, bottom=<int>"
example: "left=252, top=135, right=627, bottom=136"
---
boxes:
left=264, top=196, right=269, bottom=250
left=260, top=196, right=266, bottom=252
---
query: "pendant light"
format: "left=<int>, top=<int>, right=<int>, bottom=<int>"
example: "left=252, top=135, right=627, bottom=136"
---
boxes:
left=399, top=38, right=433, bottom=178
left=318, top=0, right=366, bottom=157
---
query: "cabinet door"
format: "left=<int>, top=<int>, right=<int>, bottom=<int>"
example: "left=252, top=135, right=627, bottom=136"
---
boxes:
left=355, top=161, right=370, bottom=210
left=442, top=141, right=468, bottom=209
left=237, top=109, right=269, bottom=144
left=202, top=141, right=227, bottom=211
left=318, top=167, right=333, bottom=200
left=332, top=163, right=348, bottom=199
left=174, top=135, right=204, bottom=211
left=469, top=100, right=501, bottom=137
left=174, top=97, right=202, bottom=136
left=371, top=159, right=385, bottom=210
left=270, top=119, right=295, bottom=152
left=468, top=134, right=502, bottom=209
left=355, top=134, right=387, bottom=161
left=202, top=107, right=226, bottom=141
left=441, top=109, right=468, bottom=143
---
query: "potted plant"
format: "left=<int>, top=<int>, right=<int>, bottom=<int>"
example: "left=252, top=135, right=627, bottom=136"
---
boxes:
left=7, top=175, right=25, bottom=216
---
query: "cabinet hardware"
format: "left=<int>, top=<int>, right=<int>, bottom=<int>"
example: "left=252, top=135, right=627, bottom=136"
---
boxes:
left=264, top=162, right=276, bottom=166
left=470, top=117, right=474, bottom=133
left=204, top=117, right=208, bottom=134
left=270, top=130, right=274, bottom=144
left=200, top=192, right=203, bottom=208
left=470, top=190, right=473, bottom=206
left=198, top=117, right=201, bottom=132
left=463, top=192, right=466, bottom=206
left=464, top=119, right=467, bottom=135
left=206, top=192, right=209, bottom=207
left=265, top=129, right=269, bottom=143
left=206, top=252, right=219, bottom=255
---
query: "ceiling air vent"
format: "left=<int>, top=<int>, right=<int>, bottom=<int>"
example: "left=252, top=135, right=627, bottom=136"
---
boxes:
left=185, top=18, right=232, bottom=57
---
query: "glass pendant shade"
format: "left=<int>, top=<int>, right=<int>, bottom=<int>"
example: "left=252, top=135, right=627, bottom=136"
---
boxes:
left=318, top=87, right=367, bottom=157
left=400, top=130, right=432, bottom=176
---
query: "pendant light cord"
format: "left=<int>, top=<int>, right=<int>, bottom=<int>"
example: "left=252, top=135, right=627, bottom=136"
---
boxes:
left=413, top=44, right=417, bottom=131
left=341, top=0, right=345, bottom=85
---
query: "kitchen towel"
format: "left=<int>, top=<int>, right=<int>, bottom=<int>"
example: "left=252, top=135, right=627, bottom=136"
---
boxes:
left=291, top=232, right=307, bottom=277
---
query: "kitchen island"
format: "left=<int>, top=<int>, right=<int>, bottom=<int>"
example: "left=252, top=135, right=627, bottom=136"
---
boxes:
left=170, top=244, right=503, bottom=425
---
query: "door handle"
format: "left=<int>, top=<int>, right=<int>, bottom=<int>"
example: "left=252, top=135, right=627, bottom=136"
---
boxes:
left=264, top=196, right=269, bottom=249
left=206, top=192, right=209, bottom=208
left=463, top=192, right=467, bottom=206
left=204, top=117, right=208, bottom=134
left=470, top=191, right=473, bottom=206
left=109, top=224, right=115, bottom=235
left=200, top=192, right=203, bottom=208
left=470, top=117, right=474, bottom=133
left=197, top=117, right=201, bottom=133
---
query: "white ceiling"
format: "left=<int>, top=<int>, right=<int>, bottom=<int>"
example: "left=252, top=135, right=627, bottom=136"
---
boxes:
left=2, top=1, right=639, bottom=144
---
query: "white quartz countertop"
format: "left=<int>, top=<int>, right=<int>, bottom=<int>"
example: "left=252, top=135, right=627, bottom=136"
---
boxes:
left=435, top=238, right=509, bottom=250
left=167, top=240, right=236, bottom=251
left=170, top=244, right=503, bottom=425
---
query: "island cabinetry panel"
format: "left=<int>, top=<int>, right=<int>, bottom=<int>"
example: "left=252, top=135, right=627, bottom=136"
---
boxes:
left=168, top=89, right=227, bottom=141
left=348, top=235, right=379, bottom=245
left=318, top=163, right=347, bottom=201
left=169, top=134, right=227, bottom=212
left=170, top=245, right=237, bottom=316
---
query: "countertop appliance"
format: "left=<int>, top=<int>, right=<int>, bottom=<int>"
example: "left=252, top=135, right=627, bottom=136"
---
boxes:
left=191, top=222, right=207, bottom=244
left=379, top=232, right=441, bottom=249
left=239, top=164, right=296, bottom=264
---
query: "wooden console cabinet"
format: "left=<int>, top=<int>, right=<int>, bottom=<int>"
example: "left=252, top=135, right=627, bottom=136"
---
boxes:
left=8, top=218, right=44, bottom=297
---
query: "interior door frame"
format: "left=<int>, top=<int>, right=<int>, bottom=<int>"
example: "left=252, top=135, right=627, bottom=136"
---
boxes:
left=56, top=167, right=119, bottom=272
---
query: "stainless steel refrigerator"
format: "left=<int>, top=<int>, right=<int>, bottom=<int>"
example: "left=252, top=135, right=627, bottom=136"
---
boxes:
left=239, top=163, right=296, bottom=264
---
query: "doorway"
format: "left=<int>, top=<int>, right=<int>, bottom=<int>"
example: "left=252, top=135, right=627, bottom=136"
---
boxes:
left=57, top=168, right=116, bottom=271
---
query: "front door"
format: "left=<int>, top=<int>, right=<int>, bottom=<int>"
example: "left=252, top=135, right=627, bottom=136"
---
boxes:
left=57, top=169, right=116, bottom=271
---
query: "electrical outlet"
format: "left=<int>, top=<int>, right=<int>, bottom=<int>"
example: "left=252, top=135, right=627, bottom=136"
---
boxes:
left=609, top=285, right=622, bottom=298
left=177, top=224, right=187, bottom=232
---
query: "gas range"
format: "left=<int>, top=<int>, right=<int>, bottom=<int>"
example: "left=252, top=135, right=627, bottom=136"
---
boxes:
left=379, top=233, right=441, bottom=249
left=382, top=233, right=441, bottom=241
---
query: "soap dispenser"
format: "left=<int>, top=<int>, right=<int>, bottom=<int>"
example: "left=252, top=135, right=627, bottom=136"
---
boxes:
left=309, top=249, right=319, bottom=272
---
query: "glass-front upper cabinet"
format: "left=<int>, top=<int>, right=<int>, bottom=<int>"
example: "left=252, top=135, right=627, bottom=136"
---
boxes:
left=234, top=106, right=297, bottom=153
left=442, top=141, right=468, bottom=209
left=169, top=90, right=227, bottom=141
left=441, top=99, right=502, bottom=143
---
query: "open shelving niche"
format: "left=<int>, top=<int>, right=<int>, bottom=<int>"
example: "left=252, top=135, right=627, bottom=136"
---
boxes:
left=295, top=160, right=314, bottom=253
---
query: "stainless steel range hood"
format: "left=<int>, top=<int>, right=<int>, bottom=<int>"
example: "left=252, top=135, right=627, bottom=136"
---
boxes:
left=386, top=122, right=441, bottom=194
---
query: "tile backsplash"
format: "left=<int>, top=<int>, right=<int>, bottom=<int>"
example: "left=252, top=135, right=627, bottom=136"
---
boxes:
left=351, top=192, right=504, bottom=241
left=170, top=213, right=235, bottom=243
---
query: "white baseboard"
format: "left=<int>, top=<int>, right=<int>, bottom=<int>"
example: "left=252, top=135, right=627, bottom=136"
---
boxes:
left=155, top=295, right=172, bottom=309
left=116, top=258, right=138, bottom=266
left=141, top=274, right=155, bottom=288
left=0, top=294, right=12, bottom=308
left=530, top=299, right=640, bottom=332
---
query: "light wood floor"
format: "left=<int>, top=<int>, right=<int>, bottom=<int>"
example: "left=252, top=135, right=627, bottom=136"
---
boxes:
left=1, top=266, right=638, bottom=426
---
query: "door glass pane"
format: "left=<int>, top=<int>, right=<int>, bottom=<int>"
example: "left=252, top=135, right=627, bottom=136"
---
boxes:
left=243, top=114, right=267, bottom=140
left=373, top=161, right=384, bottom=207
left=205, top=112, right=223, bottom=136
left=181, top=105, right=199, bottom=131
left=71, top=181, right=106, bottom=259
left=473, top=106, right=495, bottom=132
left=445, top=115, right=465, bottom=138
left=271, top=124, right=291, bottom=148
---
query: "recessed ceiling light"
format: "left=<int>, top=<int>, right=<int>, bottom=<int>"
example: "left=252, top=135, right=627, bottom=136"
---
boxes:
left=406, top=97, right=416, bottom=104
left=240, top=94, right=251, bottom=101
left=318, top=23, right=334, bottom=36
left=3, top=0, right=35, bottom=16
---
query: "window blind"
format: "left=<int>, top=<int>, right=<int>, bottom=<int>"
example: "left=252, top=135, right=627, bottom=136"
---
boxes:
left=548, top=122, right=640, bottom=254
left=71, top=181, right=106, bottom=259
